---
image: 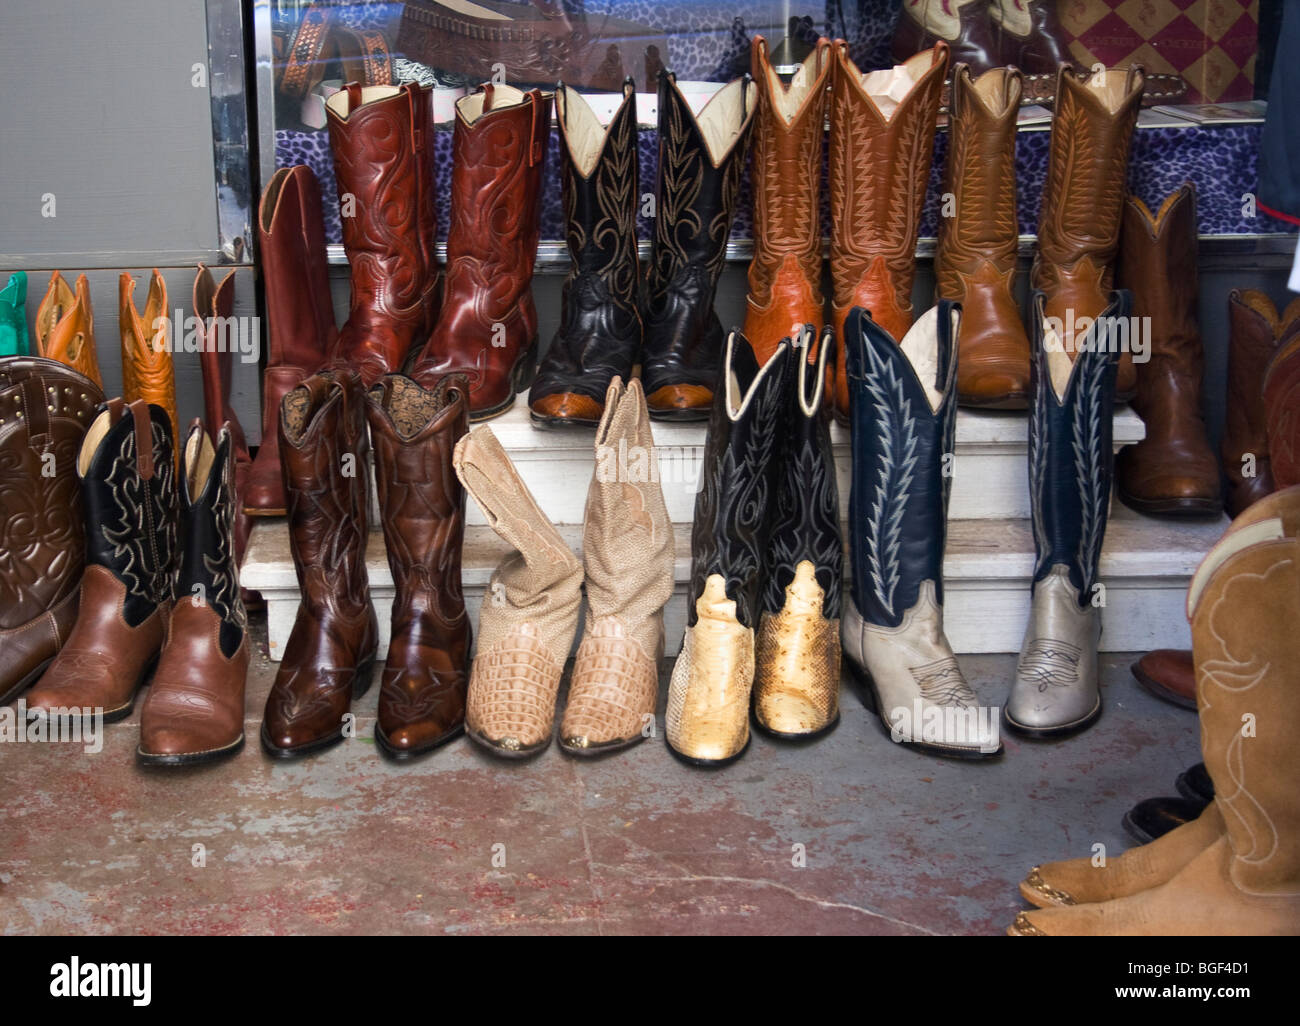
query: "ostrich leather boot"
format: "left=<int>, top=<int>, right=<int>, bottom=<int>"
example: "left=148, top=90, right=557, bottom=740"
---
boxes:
left=1265, top=332, right=1300, bottom=489
left=560, top=377, right=675, bottom=755
left=936, top=64, right=1029, bottom=409
left=27, top=400, right=178, bottom=722
left=138, top=423, right=250, bottom=766
left=528, top=82, right=642, bottom=427
left=1012, top=485, right=1300, bottom=936
left=743, top=35, right=832, bottom=365
left=365, top=372, right=471, bottom=759
left=1222, top=289, right=1298, bottom=515
left=0, top=359, right=103, bottom=705
left=246, top=165, right=338, bottom=516
left=891, top=0, right=1000, bottom=72
left=1115, top=184, right=1221, bottom=515
left=829, top=41, right=948, bottom=424
left=412, top=84, right=551, bottom=422
left=454, top=426, right=583, bottom=757
left=35, top=271, right=102, bottom=387
left=1032, top=65, right=1143, bottom=399
left=641, top=71, right=758, bottom=420
left=261, top=370, right=379, bottom=758
left=326, top=82, right=440, bottom=388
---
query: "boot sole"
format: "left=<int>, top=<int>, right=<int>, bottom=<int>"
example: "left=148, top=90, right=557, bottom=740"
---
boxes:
left=558, top=732, right=648, bottom=758
left=665, top=734, right=751, bottom=768
left=1117, top=488, right=1223, bottom=518
left=1002, top=695, right=1103, bottom=739
left=1175, top=768, right=1214, bottom=804
left=259, top=653, right=377, bottom=760
left=1121, top=809, right=1159, bottom=846
left=466, top=726, right=552, bottom=759
left=647, top=406, right=711, bottom=423
left=1130, top=661, right=1198, bottom=711
left=0, top=657, right=53, bottom=706
left=848, top=660, right=1003, bottom=759
left=374, top=721, right=464, bottom=761
left=529, top=411, right=601, bottom=430
left=469, top=340, right=539, bottom=424
left=137, top=733, right=245, bottom=767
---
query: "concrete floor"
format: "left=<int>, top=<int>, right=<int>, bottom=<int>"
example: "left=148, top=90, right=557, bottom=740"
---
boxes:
left=0, top=614, right=1200, bottom=935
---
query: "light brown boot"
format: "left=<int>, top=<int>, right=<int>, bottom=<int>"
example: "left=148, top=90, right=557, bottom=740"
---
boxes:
left=454, top=426, right=582, bottom=756
left=120, top=270, right=179, bottom=470
left=35, top=271, right=102, bottom=387
left=560, top=378, right=674, bottom=755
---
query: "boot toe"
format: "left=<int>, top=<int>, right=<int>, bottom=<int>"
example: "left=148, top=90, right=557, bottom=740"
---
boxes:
left=645, top=384, right=713, bottom=413
left=529, top=391, right=604, bottom=424
left=958, top=366, right=1030, bottom=406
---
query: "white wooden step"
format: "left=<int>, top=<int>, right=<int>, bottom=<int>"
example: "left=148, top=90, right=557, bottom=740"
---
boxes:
left=242, top=502, right=1221, bottom=662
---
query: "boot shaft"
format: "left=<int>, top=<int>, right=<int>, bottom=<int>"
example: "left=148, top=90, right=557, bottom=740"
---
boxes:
left=35, top=271, right=102, bottom=388
left=193, top=264, right=251, bottom=466
left=119, top=270, right=179, bottom=470
left=893, top=0, right=999, bottom=70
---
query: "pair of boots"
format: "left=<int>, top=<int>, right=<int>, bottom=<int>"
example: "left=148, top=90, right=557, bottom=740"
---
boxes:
left=936, top=61, right=1143, bottom=408
left=1012, top=486, right=1300, bottom=935
left=668, top=326, right=842, bottom=766
left=260, top=368, right=471, bottom=761
left=454, top=379, right=674, bottom=757
left=528, top=72, right=758, bottom=426
left=20, top=399, right=249, bottom=765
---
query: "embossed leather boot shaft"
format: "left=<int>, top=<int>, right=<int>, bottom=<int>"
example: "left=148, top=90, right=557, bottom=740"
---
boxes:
left=262, top=370, right=379, bottom=758
left=120, top=270, right=178, bottom=473
left=743, top=36, right=832, bottom=365
left=1116, top=184, right=1221, bottom=516
left=936, top=64, right=1030, bottom=409
left=0, top=358, right=103, bottom=705
left=414, top=84, right=551, bottom=421
left=326, top=82, right=440, bottom=389
left=35, top=271, right=102, bottom=387
left=139, top=423, right=250, bottom=765
left=1006, top=291, right=1123, bottom=737
left=366, top=373, right=471, bottom=759
left=529, top=82, right=642, bottom=427
left=247, top=164, right=338, bottom=516
left=1265, top=332, right=1300, bottom=490
left=829, top=42, right=948, bottom=424
left=642, top=71, right=758, bottom=420
left=666, top=333, right=791, bottom=765
left=27, top=399, right=178, bottom=722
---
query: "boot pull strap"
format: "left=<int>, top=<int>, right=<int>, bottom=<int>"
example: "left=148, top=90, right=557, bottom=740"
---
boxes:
left=482, top=82, right=495, bottom=112
left=20, top=374, right=52, bottom=451
left=526, top=89, right=546, bottom=166
left=130, top=400, right=155, bottom=480
left=345, top=81, right=362, bottom=114
left=402, top=81, right=424, bottom=156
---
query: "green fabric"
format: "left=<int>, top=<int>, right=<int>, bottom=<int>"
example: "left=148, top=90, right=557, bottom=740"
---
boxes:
left=0, top=271, right=28, bottom=356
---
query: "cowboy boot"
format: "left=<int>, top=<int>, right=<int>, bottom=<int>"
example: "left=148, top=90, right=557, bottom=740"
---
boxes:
left=936, top=64, right=1030, bottom=408
left=829, top=42, right=948, bottom=425
left=841, top=303, right=1000, bottom=758
left=1032, top=65, right=1143, bottom=399
left=454, top=427, right=583, bottom=756
left=1011, top=486, right=1300, bottom=936
left=560, top=377, right=675, bottom=755
left=261, top=370, right=379, bottom=758
left=528, top=82, right=642, bottom=427
left=1265, top=332, right=1300, bottom=490
left=412, top=84, right=551, bottom=421
left=35, top=271, right=102, bottom=387
left=1005, top=291, right=1124, bottom=737
left=1019, top=486, right=1300, bottom=911
left=1131, top=648, right=1196, bottom=710
left=0, top=359, right=103, bottom=705
left=753, top=326, right=843, bottom=739
left=742, top=36, right=832, bottom=365
left=989, top=0, right=1071, bottom=74
left=891, top=0, right=1000, bottom=72
left=120, top=270, right=179, bottom=471
left=246, top=165, right=338, bottom=516
left=26, top=400, right=178, bottom=721
left=1115, top=184, right=1221, bottom=516
left=138, top=422, right=250, bottom=765
left=365, top=372, right=471, bottom=759
left=0, top=272, right=27, bottom=356
left=1223, top=290, right=1298, bottom=515
left=325, top=82, right=440, bottom=388
left=193, top=265, right=252, bottom=569
left=666, top=333, right=792, bottom=765
left=642, top=71, right=758, bottom=420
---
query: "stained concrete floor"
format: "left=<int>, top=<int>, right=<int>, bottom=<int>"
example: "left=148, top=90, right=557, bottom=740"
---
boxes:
left=0, top=613, right=1200, bottom=935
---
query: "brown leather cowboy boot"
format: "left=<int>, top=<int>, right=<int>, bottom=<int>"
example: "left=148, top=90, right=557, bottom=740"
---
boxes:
left=325, top=82, right=440, bottom=388
left=0, top=358, right=103, bottom=705
left=411, top=84, right=551, bottom=421
left=1032, top=64, right=1144, bottom=399
left=138, top=422, right=250, bottom=765
left=829, top=41, right=948, bottom=424
left=246, top=165, right=338, bottom=516
left=1115, top=184, right=1221, bottom=515
left=1131, top=648, right=1196, bottom=710
left=365, top=372, right=471, bottom=759
left=1223, top=289, right=1298, bottom=515
left=743, top=35, right=832, bottom=365
left=936, top=64, right=1030, bottom=408
left=891, top=0, right=1000, bottom=72
left=35, top=271, right=102, bottom=387
left=27, top=400, right=178, bottom=722
left=262, top=371, right=379, bottom=758
left=1266, top=332, right=1300, bottom=490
